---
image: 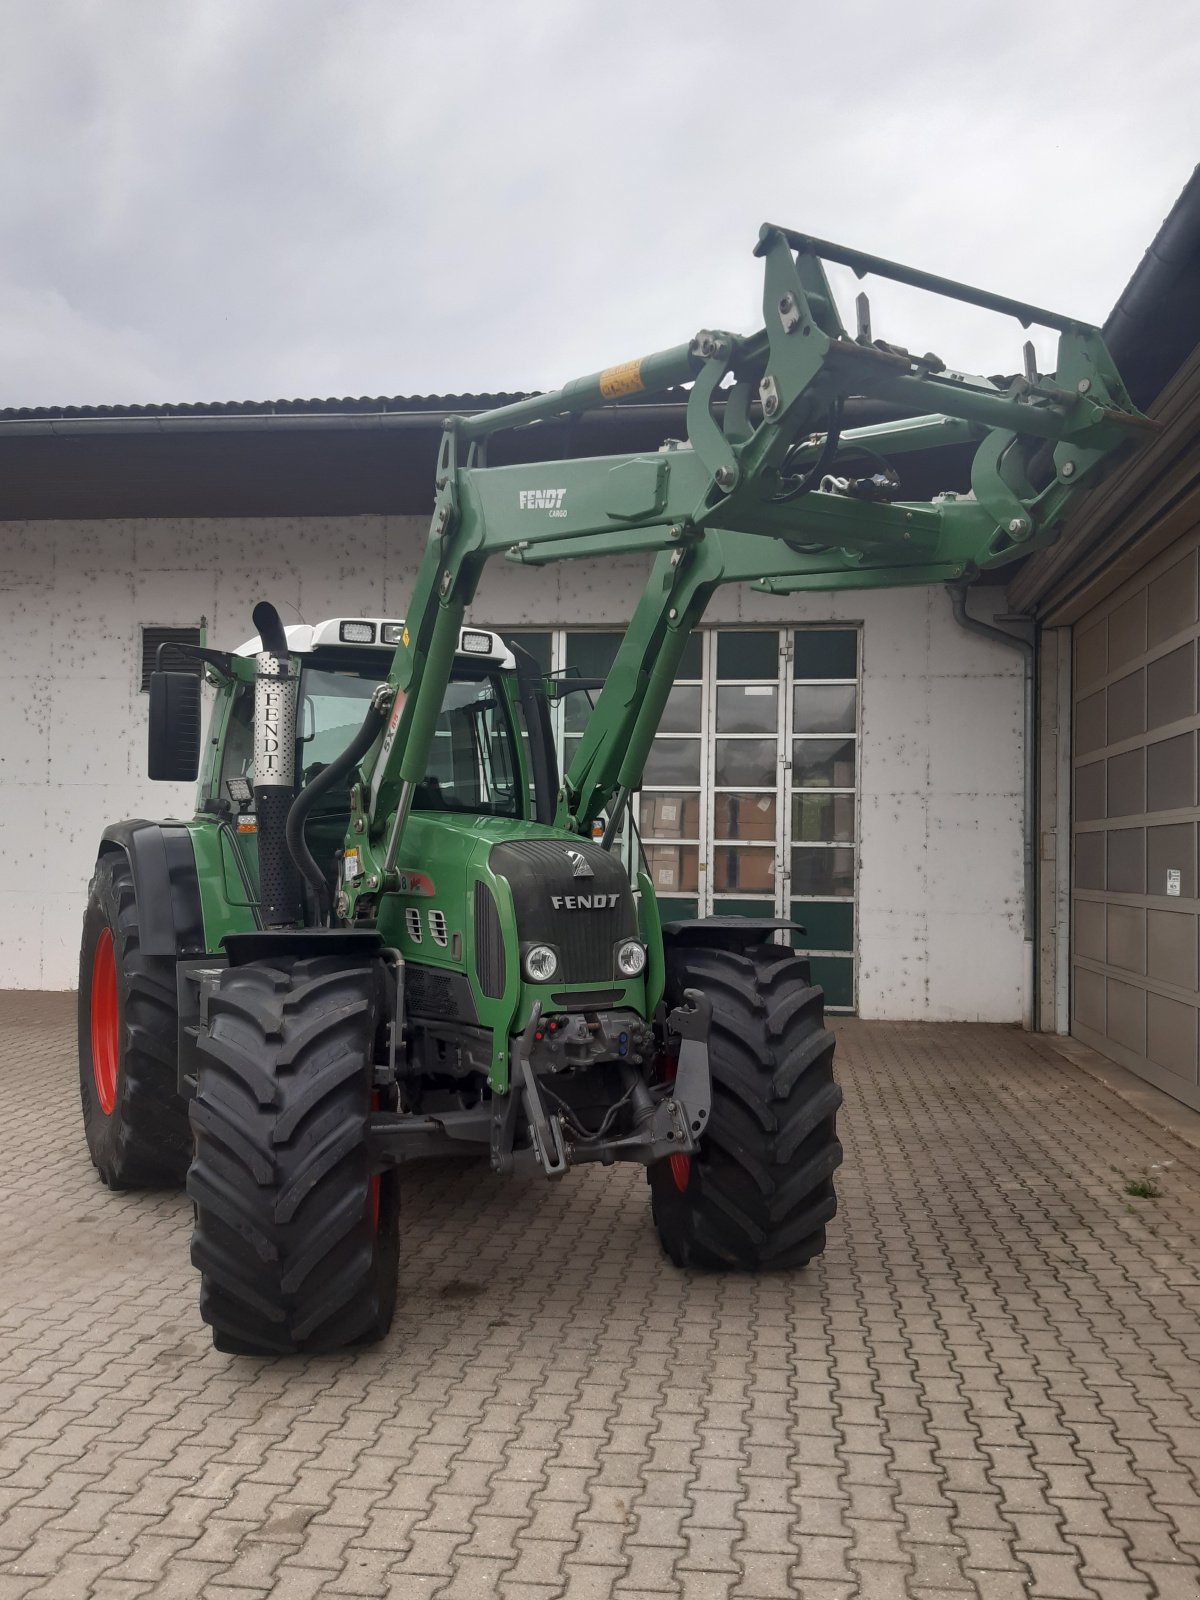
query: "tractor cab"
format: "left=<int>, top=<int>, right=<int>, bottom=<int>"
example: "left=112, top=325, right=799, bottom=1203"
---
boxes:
left=223, top=616, right=531, bottom=818
left=177, top=616, right=561, bottom=931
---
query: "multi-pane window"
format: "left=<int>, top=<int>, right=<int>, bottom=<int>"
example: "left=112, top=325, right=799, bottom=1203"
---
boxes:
left=500, top=626, right=860, bottom=1010
left=789, top=630, right=858, bottom=1009
left=710, top=630, right=780, bottom=920
left=563, top=632, right=624, bottom=775
left=639, top=633, right=705, bottom=915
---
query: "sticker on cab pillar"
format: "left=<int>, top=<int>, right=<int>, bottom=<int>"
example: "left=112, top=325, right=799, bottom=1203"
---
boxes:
left=401, top=626, right=409, bottom=648
left=599, top=359, right=644, bottom=399
left=368, top=688, right=408, bottom=810
left=377, top=691, right=405, bottom=762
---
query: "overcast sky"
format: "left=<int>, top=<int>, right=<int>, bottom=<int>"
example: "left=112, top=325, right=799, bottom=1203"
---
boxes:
left=1, top=1, right=1197, bottom=408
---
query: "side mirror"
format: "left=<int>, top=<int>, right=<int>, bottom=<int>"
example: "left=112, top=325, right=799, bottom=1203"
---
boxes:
left=148, top=671, right=202, bottom=781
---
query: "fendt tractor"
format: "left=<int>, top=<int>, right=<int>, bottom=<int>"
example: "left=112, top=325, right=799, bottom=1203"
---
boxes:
left=77, top=227, right=1150, bottom=1353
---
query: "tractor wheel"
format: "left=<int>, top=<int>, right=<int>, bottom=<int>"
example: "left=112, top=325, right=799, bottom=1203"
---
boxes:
left=187, top=957, right=399, bottom=1355
left=650, top=939, right=843, bottom=1271
left=77, top=852, right=192, bottom=1188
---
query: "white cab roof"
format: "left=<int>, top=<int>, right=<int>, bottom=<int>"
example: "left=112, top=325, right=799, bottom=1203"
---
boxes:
left=235, top=618, right=515, bottom=667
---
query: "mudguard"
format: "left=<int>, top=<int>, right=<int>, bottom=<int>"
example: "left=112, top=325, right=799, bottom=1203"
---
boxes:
left=98, top=820, right=205, bottom=958
left=661, top=915, right=805, bottom=952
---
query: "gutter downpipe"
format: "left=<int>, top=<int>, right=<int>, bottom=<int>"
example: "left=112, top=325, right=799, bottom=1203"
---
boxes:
left=947, top=584, right=1036, bottom=1030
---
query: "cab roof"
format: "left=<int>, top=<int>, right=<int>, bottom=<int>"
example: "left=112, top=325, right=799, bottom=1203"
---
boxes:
left=234, top=617, right=515, bottom=667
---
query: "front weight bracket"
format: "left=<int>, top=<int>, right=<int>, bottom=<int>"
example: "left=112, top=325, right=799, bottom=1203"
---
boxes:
left=666, top=987, right=713, bottom=1147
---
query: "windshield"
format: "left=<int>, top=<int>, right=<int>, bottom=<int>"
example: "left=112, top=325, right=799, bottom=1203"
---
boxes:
left=300, top=664, right=522, bottom=819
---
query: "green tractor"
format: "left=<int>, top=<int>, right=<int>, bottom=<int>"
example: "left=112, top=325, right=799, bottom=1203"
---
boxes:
left=77, top=226, right=1151, bottom=1354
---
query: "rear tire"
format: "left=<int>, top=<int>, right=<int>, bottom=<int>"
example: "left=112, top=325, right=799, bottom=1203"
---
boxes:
left=77, top=852, right=191, bottom=1188
left=650, top=939, right=842, bottom=1271
left=187, top=957, right=399, bottom=1355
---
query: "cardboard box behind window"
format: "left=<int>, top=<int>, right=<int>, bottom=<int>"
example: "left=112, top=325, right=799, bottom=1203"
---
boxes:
left=715, top=847, right=775, bottom=894
left=714, top=793, right=775, bottom=842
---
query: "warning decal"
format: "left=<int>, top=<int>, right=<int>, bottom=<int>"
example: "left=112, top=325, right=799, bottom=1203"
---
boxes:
left=599, top=359, right=645, bottom=400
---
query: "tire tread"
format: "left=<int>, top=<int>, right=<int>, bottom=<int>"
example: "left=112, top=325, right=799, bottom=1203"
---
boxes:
left=187, top=956, right=398, bottom=1355
left=651, top=940, right=842, bottom=1272
left=77, top=853, right=191, bottom=1188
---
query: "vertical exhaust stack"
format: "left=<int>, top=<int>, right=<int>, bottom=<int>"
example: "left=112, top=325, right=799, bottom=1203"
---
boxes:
left=251, top=602, right=303, bottom=928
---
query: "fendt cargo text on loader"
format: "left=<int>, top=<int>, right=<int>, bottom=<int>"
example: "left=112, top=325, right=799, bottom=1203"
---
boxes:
left=78, top=227, right=1152, bottom=1353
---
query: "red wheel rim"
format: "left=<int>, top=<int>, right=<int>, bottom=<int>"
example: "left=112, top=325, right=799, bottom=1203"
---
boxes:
left=90, top=928, right=119, bottom=1116
left=669, top=1153, right=691, bottom=1193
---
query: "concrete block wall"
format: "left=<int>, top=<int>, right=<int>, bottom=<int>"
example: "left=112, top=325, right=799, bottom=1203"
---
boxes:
left=0, top=517, right=1024, bottom=1018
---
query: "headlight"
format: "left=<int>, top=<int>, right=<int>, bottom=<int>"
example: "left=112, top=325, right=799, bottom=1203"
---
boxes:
left=524, top=944, right=558, bottom=982
left=616, top=940, right=646, bottom=977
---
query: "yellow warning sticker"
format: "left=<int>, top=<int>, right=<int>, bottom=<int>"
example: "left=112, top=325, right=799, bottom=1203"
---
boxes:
left=401, top=626, right=410, bottom=648
left=599, top=359, right=645, bottom=399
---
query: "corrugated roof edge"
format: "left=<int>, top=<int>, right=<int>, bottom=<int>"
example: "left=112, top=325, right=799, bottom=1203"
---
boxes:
left=1104, top=162, right=1200, bottom=410
left=0, top=391, right=534, bottom=422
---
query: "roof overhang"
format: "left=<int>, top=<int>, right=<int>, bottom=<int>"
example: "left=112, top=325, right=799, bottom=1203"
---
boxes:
left=0, top=394, right=939, bottom=521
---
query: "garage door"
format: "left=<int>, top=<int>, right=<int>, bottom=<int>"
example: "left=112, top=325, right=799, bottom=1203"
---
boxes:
left=1072, top=529, right=1200, bottom=1109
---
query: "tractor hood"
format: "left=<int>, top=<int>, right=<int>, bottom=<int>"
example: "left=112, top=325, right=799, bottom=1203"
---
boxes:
left=487, top=834, right=638, bottom=986
left=377, top=812, right=644, bottom=1059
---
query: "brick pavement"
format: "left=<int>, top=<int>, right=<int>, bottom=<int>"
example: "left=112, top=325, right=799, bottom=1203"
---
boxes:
left=2, top=994, right=1199, bottom=1598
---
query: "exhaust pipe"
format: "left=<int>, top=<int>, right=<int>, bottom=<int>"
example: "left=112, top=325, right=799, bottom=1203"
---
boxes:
left=251, top=601, right=303, bottom=927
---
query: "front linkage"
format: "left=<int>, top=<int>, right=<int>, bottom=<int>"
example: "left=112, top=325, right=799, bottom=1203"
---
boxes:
left=365, top=991, right=713, bottom=1181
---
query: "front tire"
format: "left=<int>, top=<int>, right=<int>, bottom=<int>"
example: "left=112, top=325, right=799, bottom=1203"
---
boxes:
left=77, top=852, right=191, bottom=1188
left=650, top=939, right=842, bottom=1271
left=187, top=957, right=399, bottom=1355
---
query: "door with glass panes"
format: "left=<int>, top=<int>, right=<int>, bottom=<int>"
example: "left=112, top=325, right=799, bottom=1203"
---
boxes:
left=502, top=627, right=859, bottom=1011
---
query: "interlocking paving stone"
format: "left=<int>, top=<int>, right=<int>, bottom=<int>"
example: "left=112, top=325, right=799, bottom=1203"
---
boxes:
left=3, top=997, right=1200, bottom=1598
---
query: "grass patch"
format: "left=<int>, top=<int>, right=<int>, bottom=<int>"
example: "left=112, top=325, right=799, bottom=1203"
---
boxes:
left=1125, top=1176, right=1161, bottom=1199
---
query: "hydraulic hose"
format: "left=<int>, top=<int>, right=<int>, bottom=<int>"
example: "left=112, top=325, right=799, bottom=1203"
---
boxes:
left=286, top=692, right=389, bottom=924
left=772, top=397, right=845, bottom=505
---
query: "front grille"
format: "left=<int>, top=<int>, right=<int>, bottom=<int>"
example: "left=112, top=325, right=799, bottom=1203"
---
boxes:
left=474, top=881, right=506, bottom=999
left=489, top=837, right=637, bottom=986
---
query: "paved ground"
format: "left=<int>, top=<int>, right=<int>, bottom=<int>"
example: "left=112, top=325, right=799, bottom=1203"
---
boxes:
left=2, top=997, right=1200, bottom=1600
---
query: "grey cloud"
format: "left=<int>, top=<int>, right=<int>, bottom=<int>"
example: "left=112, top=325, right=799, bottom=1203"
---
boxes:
left=1, top=0, right=1197, bottom=406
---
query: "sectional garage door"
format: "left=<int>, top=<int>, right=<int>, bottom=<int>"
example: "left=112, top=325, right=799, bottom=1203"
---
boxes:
left=1072, top=529, right=1200, bottom=1109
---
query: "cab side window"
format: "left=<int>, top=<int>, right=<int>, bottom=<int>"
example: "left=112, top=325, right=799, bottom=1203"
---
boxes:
left=219, top=685, right=255, bottom=799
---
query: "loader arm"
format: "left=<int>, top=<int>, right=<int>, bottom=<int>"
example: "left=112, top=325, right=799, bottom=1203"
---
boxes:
left=345, top=224, right=1153, bottom=895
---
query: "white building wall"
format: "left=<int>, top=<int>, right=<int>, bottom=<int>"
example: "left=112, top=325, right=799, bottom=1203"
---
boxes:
left=0, top=516, right=1024, bottom=1017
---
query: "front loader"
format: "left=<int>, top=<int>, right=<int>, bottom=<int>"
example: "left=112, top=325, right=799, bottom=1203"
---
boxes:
left=77, top=226, right=1152, bottom=1353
